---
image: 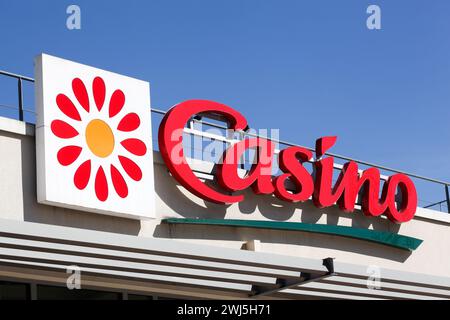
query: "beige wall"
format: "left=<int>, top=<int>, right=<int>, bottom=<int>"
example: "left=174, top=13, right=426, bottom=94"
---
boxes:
left=1, top=116, right=449, bottom=278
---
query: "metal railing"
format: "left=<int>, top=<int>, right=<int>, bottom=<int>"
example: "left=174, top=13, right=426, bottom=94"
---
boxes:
left=1, top=69, right=450, bottom=214
left=0, top=70, right=34, bottom=122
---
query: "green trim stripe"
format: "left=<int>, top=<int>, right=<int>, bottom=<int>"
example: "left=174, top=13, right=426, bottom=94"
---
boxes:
left=162, top=218, right=423, bottom=251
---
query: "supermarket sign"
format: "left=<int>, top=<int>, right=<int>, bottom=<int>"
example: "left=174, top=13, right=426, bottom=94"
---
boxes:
left=35, top=54, right=155, bottom=219
left=34, top=54, right=417, bottom=223
left=158, top=100, right=418, bottom=223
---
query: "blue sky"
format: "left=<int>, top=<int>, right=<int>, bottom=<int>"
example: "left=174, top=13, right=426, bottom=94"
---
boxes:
left=1, top=0, right=450, bottom=205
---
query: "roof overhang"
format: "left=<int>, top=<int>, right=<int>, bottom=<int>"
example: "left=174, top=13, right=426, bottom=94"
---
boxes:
left=0, top=218, right=449, bottom=300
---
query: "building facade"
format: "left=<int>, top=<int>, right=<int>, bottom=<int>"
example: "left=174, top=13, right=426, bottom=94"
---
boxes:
left=0, top=55, right=449, bottom=300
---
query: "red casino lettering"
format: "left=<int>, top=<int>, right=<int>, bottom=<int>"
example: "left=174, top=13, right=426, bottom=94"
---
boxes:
left=158, top=100, right=418, bottom=223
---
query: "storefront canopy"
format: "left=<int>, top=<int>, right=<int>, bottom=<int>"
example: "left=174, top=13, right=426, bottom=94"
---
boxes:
left=0, top=218, right=449, bottom=300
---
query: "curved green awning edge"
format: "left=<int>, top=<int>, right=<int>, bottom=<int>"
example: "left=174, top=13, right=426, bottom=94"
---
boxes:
left=162, top=218, right=423, bottom=251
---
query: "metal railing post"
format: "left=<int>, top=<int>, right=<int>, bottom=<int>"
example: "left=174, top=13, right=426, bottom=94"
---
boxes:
left=17, top=78, right=24, bottom=121
left=445, top=185, right=450, bottom=214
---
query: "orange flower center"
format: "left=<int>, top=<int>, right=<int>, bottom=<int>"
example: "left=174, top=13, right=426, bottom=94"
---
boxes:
left=85, top=119, right=115, bottom=158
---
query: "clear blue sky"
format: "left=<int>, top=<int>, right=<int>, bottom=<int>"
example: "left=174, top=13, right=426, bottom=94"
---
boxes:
left=1, top=0, right=450, bottom=204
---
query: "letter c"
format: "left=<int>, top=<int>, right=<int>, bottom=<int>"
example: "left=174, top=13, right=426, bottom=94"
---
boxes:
left=158, top=100, right=248, bottom=204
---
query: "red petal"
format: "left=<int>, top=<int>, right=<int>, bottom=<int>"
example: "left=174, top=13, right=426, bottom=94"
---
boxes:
left=72, top=78, right=90, bottom=112
left=121, top=138, right=147, bottom=156
left=95, top=166, right=108, bottom=201
left=118, top=156, right=142, bottom=181
left=56, top=94, right=81, bottom=121
left=51, top=120, right=79, bottom=138
left=117, top=113, right=140, bottom=132
left=109, top=89, right=125, bottom=118
left=57, top=146, right=82, bottom=166
left=111, top=165, right=128, bottom=198
left=93, top=77, right=106, bottom=111
left=74, top=160, right=91, bottom=190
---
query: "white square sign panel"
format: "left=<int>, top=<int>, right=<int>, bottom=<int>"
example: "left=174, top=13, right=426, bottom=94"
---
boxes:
left=35, top=54, right=155, bottom=219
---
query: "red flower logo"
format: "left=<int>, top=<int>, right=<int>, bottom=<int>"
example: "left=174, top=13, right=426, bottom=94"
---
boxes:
left=51, top=76, right=146, bottom=201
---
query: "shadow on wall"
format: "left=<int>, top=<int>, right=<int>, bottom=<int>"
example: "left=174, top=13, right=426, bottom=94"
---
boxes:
left=154, top=162, right=410, bottom=262
left=20, top=133, right=141, bottom=236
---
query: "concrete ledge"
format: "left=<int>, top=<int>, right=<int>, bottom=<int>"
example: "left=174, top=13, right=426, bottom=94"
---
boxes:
left=0, top=116, right=35, bottom=136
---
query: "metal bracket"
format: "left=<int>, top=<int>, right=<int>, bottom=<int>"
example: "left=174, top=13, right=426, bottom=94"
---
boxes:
left=249, top=257, right=336, bottom=298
